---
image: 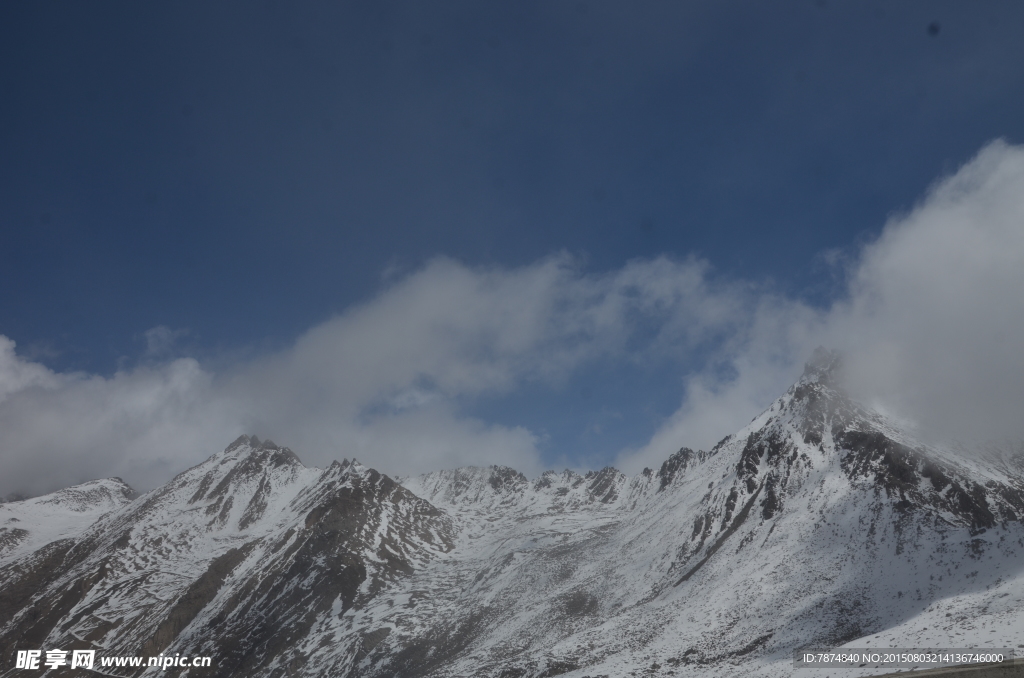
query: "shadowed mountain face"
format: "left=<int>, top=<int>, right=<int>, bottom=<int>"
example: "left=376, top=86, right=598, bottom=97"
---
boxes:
left=3, top=353, right=1024, bottom=677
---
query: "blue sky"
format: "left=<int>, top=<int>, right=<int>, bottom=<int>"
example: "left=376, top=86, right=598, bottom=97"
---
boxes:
left=3, top=2, right=1024, bottom=495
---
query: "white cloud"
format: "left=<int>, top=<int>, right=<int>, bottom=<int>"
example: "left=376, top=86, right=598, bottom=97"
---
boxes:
left=0, top=354, right=238, bottom=498
left=0, top=254, right=748, bottom=497
left=831, top=139, right=1024, bottom=444
left=142, top=326, right=189, bottom=358
left=618, top=139, right=1024, bottom=471
left=4, top=141, right=1024, bottom=496
left=0, top=336, right=59, bottom=402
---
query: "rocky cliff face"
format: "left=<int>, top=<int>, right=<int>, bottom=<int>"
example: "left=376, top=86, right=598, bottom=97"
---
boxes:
left=2, top=354, right=1024, bottom=677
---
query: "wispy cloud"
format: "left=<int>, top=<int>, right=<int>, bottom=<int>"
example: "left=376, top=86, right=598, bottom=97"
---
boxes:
left=141, top=326, right=190, bottom=359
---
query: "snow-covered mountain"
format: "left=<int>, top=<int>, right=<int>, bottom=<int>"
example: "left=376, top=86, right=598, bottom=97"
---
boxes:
left=1, top=438, right=454, bottom=677
left=2, top=350, right=1023, bottom=677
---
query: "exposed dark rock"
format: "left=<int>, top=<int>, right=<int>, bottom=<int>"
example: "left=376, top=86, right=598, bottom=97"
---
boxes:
left=238, top=476, right=270, bottom=530
left=536, top=660, right=581, bottom=677
left=488, top=467, right=528, bottom=492
left=838, top=430, right=998, bottom=531
left=365, top=610, right=491, bottom=678
left=356, top=627, right=392, bottom=663
left=141, top=544, right=253, bottom=656
left=761, top=474, right=781, bottom=520
left=733, top=632, right=773, bottom=657
left=562, top=590, right=599, bottom=616
left=659, top=447, right=703, bottom=491
left=721, top=487, right=739, bottom=528
left=676, top=478, right=765, bottom=586
left=0, top=540, right=104, bottom=668
left=0, top=528, right=28, bottom=555
left=585, top=468, right=621, bottom=503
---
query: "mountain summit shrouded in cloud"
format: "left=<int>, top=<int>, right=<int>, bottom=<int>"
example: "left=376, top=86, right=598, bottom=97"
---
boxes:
left=2, top=141, right=1024, bottom=497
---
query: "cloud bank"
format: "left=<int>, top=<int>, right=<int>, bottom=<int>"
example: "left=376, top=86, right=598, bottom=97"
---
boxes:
left=3, top=140, right=1024, bottom=496
left=620, top=139, right=1024, bottom=471
left=0, top=254, right=750, bottom=496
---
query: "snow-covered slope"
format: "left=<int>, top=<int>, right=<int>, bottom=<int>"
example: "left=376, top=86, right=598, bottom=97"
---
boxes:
left=2, top=351, right=1023, bottom=677
left=0, top=477, right=136, bottom=567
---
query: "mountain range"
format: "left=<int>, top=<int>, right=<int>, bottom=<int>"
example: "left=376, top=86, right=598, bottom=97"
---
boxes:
left=2, top=349, right=1023, bottom=677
